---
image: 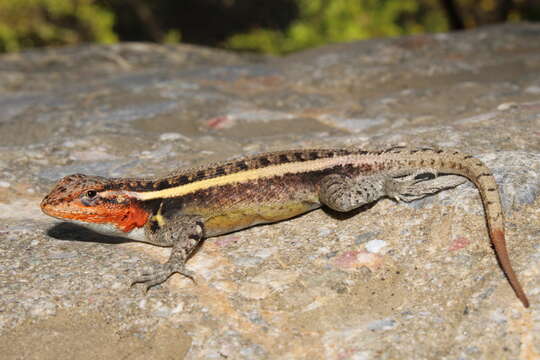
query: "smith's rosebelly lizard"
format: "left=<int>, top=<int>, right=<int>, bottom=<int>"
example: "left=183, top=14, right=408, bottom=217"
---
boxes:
left=40, top=146, right=529, bottom=307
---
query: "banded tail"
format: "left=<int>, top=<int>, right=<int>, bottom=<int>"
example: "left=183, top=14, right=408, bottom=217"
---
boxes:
left=461, top=155, right=529, bottom=308
left=400, top=149, right=529, bottom=307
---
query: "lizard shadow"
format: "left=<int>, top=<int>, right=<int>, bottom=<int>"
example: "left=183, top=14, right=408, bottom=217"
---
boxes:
left=47, top=222, right=130, bottom=245
left=321, top=201, right=377, bottom=220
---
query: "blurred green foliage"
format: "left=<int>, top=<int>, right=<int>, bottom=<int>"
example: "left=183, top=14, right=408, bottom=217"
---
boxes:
left=0, top=0, right=538, bottom=54
left=0, top=0, right=116, bottom=52
left=227, top=0, right=448, bottom=54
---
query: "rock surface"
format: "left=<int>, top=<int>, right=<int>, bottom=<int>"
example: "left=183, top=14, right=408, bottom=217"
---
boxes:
left=1, top=24, right=540, bottom=359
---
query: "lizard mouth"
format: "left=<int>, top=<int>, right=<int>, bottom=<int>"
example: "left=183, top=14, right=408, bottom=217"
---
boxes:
left=41, top=204, right=110, bottom=222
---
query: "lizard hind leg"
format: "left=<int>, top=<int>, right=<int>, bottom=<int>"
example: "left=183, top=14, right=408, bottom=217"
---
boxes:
left=132, top=214, right=204, bottom=291
left=318, top=170, right=467, bottom=213
left=318, top=173, right=386, bottom=212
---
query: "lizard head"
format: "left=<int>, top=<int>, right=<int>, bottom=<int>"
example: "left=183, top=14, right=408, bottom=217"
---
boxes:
left=41, top=174, right=148, bottom=235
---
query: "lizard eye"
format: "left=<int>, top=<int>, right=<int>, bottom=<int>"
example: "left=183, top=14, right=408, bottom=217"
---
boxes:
left=81, top=190, right=98, bottom=206
left=85, top=190, right=97, bottom=198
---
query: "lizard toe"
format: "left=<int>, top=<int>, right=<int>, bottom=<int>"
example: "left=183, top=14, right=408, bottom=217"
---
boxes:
left=131, top=263, right=196, bottom=291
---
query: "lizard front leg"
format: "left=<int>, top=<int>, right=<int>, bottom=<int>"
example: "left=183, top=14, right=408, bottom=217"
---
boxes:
left=132, top=214, right=204, bottom=291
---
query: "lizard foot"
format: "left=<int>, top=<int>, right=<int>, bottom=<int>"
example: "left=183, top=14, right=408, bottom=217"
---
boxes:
left=386, top=172, right=466, bottom=202
left=131, top=263, right=196, bottom=292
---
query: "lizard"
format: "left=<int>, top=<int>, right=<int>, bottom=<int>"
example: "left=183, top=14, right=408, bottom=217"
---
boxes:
left=40, top=146, right=530, bottom=307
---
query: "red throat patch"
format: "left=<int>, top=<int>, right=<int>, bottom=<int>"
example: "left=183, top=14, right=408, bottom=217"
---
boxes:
left=116, top=204, right=149, bottom=232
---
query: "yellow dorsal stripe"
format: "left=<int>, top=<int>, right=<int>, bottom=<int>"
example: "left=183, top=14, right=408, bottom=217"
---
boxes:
left=135, top=155, right=361, bottom=200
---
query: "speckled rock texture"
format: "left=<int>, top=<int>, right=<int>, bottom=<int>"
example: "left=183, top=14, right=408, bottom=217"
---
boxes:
left=1, top=24, right=540, bottom=359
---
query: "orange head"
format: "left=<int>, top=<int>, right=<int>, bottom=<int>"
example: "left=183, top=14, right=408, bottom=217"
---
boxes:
left=41, top=174, right=149, bottom=234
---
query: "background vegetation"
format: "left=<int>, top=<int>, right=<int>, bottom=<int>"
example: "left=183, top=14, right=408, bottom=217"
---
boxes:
left=0, top=0, right=538, bottom=54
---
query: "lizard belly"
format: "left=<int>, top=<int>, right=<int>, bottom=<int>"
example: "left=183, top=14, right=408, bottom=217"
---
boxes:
left=185, top=201, right=320, bottom=237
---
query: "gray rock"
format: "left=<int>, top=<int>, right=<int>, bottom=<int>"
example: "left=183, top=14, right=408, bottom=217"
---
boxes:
left=1, top=23, right=539, bottom=360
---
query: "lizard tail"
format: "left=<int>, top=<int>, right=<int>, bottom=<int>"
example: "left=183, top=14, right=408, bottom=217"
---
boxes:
left=490, top=228, right=529, bottom=307
left=396, top=148, right=529, bottom=307
left=444, top=152, right=529, bottom=308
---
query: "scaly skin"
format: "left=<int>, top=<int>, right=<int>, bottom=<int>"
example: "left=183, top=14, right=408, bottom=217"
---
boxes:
left=40, top=146, right=529, bottom=307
